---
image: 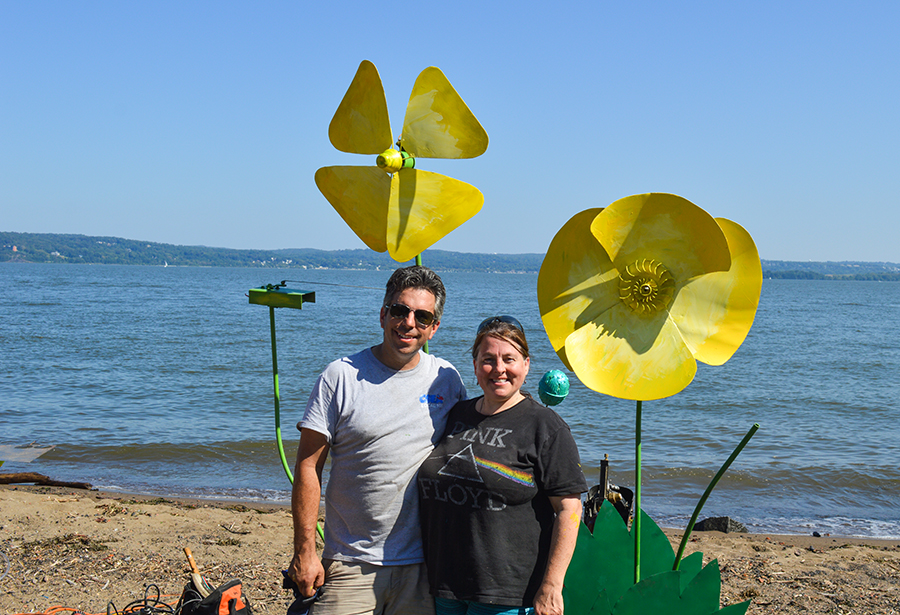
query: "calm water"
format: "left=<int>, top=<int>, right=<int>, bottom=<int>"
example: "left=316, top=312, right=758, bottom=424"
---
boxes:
left=1, top=263, right=898, bottom=538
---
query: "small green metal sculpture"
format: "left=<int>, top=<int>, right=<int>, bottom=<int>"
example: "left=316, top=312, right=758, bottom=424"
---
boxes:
left=248, top=282, right=315, bottom=483
left=249, top=282, right=324, bottom=540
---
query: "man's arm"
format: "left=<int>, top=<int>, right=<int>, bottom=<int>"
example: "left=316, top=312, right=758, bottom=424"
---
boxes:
left=533, top=494, right=583, bottom=615
left=288, top=428, right=330, bottom=597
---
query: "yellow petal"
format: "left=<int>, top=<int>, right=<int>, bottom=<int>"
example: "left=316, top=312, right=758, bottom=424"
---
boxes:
left=670, top=218, right=763, bottom=366
left=400, top=67, right=489, bottom=159
left=386, top=169, right=483, bottom=262
left=564, top=303, right=697, bottom=400
left=328, top=60, right=393, bottom=155
left=314, top=166, right=390, bottom=253
left=591, top=194, right=731, bottom=283
left=537, top=208, right=619, bottom=369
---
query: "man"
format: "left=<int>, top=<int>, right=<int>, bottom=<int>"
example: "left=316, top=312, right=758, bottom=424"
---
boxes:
left=289, top=265, right=467, bottom=615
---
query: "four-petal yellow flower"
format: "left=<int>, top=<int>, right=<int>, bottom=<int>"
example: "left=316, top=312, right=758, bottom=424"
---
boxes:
left=538, top=193, right=762, bottom=401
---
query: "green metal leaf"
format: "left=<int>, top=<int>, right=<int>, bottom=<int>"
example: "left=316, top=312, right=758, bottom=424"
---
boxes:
left=678, top=551, right=704, bottom=594
left=563, top=503, right=684, bottom=614
left=611, top=562, right=734, bottom=615
left=678, top=560, right=722, bottom=614
left=611, top=571, right=683, bottom=615
left=716, top=601, right=751, bottom=615
left=563, top=506, right=631, bottom=615
left=635, top=508, right=678, bottom=579
left=563, top=516, right=633, bottom=615
left=563, top=504, right=745, bottom=615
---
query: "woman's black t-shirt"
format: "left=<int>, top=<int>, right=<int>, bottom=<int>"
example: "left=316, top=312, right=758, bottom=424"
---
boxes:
left=418, top=396, right=587, bottom=606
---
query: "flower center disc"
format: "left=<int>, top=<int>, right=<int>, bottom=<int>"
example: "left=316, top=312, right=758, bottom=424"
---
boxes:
left=618, top=259, right=676, bottom=315
left=376, top=148, right=415, bottom=173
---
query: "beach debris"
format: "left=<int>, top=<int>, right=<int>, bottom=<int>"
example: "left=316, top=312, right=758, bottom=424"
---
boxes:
left=694, top=516, right=749, bottom=534
left=0, top=443, right=55, bottom=464
left=0, top=472, right=92, bottom=489
left=96, top=501, right=142, bottom=517
left=24, top=533, right=111, bottom=554
left=221, top=522, right=251, bottom=535
left=0, top=548, right=9, bottom=583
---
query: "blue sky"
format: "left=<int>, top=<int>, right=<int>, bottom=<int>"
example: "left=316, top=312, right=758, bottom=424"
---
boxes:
left=2, top=2, right=898, bottom=262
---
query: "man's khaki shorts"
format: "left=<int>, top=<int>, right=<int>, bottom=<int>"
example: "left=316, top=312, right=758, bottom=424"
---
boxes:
left=310, top=559, right=435, bottom=615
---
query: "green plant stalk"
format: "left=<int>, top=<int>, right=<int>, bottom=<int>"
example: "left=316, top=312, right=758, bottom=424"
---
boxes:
left=673, top=422, right=760, bottom=570
left=634, top=399, right=642, bottom=584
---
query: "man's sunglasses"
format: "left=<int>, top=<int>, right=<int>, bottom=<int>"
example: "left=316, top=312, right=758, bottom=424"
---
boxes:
left=384, top=303, right=436, bottom=328
left=477, top=315, right=524, bottom=334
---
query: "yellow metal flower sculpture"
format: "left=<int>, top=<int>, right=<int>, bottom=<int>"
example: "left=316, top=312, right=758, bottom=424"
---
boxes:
left=539, top=193, right=763, bottom=608
left=538, top=193, right=762, bottom=401
left=316, top=60, right=489, bottom=263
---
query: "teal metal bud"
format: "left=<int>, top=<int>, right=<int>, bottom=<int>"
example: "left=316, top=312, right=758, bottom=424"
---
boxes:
left=539, top=369, right=570, bottom=406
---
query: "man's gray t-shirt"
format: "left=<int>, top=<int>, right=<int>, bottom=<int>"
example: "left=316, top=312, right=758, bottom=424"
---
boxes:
left=300, top=347, right=467, bottom=566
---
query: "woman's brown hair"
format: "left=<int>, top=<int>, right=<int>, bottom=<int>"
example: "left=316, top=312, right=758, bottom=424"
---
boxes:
left=471, top=318, right=529, bottom=360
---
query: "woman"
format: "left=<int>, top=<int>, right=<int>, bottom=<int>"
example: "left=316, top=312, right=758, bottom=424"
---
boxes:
left=418, top=316, right=586, bottom=615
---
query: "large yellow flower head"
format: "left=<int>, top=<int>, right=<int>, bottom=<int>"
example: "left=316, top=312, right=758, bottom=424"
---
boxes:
left=538, top=193, right=762, bottom=401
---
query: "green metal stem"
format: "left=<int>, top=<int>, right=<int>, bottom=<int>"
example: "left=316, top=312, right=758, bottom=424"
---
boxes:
left=634, top=399, right=642, bottom=584
left=264, top=297, right=323, bottom=541
left=269, top=306, right=294, bottom=483
left=673, top=423, right=760, bottom=570
left=415, top=253, right=429, bottom=354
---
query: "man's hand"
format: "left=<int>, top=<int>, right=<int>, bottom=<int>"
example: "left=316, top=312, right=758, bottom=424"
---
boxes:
left=287, top=550, right=324, bottom=598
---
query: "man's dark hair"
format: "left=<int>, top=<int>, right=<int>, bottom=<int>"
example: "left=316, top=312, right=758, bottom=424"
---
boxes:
left=383, top=266, right=447, bottom=321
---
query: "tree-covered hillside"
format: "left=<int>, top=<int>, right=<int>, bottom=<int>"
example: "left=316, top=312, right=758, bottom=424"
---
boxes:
left=0, top=232, right=543, bottom=272
left=2, top=231, right=898, bottom=279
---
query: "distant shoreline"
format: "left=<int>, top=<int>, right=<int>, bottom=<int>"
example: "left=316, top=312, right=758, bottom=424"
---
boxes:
left=5, top=259, right=899, bottom=280
left=4, top=231, right=900, bottom=278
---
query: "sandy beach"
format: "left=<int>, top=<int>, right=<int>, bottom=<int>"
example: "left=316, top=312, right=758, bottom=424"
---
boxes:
left=1, top=485, right=898, bottom=615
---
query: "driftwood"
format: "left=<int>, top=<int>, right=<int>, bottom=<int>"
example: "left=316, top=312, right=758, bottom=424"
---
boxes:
left=0, top=472, right=92, bottom=490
